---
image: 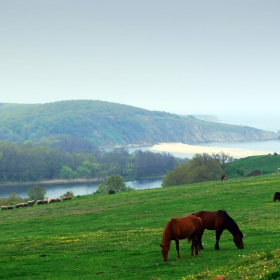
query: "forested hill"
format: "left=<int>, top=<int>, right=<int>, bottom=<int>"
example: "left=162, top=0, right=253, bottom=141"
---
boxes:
left=0, top=100, right=277, bottom=151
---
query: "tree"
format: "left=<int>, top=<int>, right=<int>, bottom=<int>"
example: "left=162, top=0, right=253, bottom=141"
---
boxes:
left=27, top=185, right=46, bottom=200
left=185, top=153, right=222, bottom=183
left=162, top=163, right=189, bottom=187
left=212, top=151, right=234, bottom=169
left=162, top=153, right=223, bottom=187
left=96, top=174, right=131, bottom=193
left=59, top=166, right=76, bottom=179
left=76, top=166, right=91, bottom=178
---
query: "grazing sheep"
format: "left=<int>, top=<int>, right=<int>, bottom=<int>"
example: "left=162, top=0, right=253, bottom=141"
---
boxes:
left=37, top=200, right=44, bottom=205
left=7, top=205, right=15, bottom=210
left=27, top=200, right=35, bottom=206
left=1, top=206, right=8, bottom=210
left=48, top=198, right=58, bottom=203
left=62, top=195, right=73, bottom=200
left=15, top=203, right=25, bottom=208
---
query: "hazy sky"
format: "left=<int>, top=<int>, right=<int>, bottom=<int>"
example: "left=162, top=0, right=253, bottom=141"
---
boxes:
left=1, top=0, right=280, bottom=116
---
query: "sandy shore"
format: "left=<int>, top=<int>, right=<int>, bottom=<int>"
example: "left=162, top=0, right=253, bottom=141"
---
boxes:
left=149, top=142, right=273, bottom=158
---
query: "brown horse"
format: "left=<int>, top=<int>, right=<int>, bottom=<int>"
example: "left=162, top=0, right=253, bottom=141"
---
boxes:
left=192, top=210, right=244, bottom=250
left=273, top=192, right=280, bottom=201
left=160, top=215, right=202, bottom=261
left=220, top=174, right=227, bottom=181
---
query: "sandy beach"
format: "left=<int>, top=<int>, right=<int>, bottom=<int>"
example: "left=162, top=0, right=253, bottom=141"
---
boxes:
left=149, top=142, right=273, bottom=158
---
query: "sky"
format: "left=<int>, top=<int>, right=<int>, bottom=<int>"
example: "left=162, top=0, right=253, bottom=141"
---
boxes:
left=1, top=1, right=280, bottom=120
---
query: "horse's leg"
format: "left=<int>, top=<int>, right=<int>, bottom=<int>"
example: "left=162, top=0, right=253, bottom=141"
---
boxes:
left=175, top=239, right=181, bottom=260
left=193, top=237, right=199, bottom=256
left=215, top=229, right=223, bottom=250
left=190, top=238, right=195, bottom=257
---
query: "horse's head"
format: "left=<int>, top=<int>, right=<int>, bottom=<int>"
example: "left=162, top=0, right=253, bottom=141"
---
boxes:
left=273, top=192, right=280, bottom=201
left=234, top=232, right=244, bottom=249
left=160, top=244, right=170, bottom=261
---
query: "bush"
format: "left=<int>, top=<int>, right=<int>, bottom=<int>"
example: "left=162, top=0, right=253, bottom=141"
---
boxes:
left=27, top=185, right=46, bottom=200
left=60, top=191, right=74, bottom=198
left=236, top=167, right=245, bottom=177
left=108, top=189, right=116, bottom=194
left=0, top=192, right=24, bottom=206
left=96, top=174, right=133, bottom=194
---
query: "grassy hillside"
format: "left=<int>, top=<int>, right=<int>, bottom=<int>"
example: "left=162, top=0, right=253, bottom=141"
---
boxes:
left=225, top=154, right=280, bottom=178
left=0, top=100, right=277, bottom=149
left=1, top=174, right=280, bottom=279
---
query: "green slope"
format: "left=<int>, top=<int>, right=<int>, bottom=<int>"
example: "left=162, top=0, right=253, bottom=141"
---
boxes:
left=1, top=175, right=280, bottom=279
left=224, top=154, right=280, bottom=178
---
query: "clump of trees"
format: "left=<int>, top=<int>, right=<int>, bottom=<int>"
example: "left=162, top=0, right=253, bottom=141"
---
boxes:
left=162, top=152, right=234, bottom=187
left=96, top=174, right=132, bottom=194
left=0, top=142, right=187, bottom=184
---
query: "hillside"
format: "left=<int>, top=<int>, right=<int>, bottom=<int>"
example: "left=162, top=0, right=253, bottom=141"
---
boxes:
left=1, top=175, right=280, bottom=279
left=224, top=154, right=280, bottom=178
left=0, top=100, right=277, bottom=149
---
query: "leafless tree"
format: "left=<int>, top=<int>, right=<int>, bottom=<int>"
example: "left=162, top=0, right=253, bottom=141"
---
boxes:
left=212, top=151, right=234, bottom=169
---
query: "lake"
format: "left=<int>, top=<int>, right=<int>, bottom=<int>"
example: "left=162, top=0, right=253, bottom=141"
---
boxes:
left=0, top=178, right=163, bottom=199
left=1, top=140, right=279, bottom=199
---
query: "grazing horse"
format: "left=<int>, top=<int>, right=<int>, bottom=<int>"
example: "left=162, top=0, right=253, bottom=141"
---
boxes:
left=273, top=192, right=280, bottom=201
left=220, top=174, right=227, bottom=181
left=160, top=215, right=202, bottom=261
left=192, top=210, right=244, bottom=250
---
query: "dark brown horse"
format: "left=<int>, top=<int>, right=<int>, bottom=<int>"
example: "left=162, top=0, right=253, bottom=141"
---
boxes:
left=220, top=174, right=227, bottom=181
left=160, top=215, right=202, bottom=261
left=192, top=210, right=244, bottom=250
left=273, top=192, right=280, bottom=201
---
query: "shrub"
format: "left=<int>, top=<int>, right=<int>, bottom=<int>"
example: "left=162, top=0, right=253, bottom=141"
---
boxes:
left=61, top=191, right=74, bottom=198
left=96, top=174, right=132, bottom=193
left=27, top=185, right=46, bottom=200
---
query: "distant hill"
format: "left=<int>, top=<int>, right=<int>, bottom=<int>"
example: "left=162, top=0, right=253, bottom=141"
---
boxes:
left=187, top=114, right=221, bottom=122
left=224, top=154, right=280, bottom=178
left=0, top=100, right=277, bottom=151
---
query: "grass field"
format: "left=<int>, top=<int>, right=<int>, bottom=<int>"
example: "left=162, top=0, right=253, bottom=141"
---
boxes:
left=224, top=154, right=280, bottom=178
left=1, top=174, right=280, bottom=279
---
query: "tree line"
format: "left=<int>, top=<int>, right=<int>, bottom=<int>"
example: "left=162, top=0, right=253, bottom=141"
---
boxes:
left=162, top=152, right=234, bottom=187
left=0, top=141, right=188, bottom=184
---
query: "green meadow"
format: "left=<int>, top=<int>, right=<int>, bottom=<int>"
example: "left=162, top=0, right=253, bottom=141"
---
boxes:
left=1, top=175, right=280, bottom=280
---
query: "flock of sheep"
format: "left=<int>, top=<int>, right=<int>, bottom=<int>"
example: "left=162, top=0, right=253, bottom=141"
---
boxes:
left=1, top=195, right=73, bottom=210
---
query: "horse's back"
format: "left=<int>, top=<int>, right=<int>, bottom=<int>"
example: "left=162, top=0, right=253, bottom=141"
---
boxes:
left=192, top=210, right=222, bottom=230
left=170, top=215, right=201, bottom=238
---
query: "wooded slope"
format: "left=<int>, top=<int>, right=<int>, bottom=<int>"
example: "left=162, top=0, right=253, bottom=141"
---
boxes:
left=0, top=100, right=277, bottom=149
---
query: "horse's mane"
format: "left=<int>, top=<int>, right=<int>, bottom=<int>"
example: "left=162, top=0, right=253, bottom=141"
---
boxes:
left=218, top=210, right=242, bottom=235
left=162, top=218, right=176, bottom=246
